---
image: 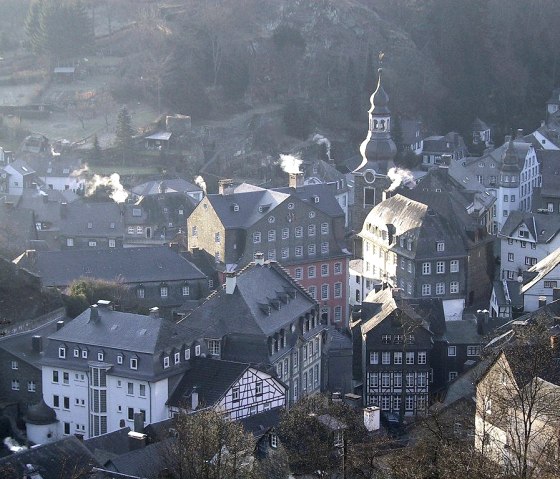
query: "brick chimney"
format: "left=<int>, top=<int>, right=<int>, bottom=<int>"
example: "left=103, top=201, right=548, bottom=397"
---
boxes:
left=289, top=172, right=304, bottom=189
left=31, top=335, right=43, bottom=353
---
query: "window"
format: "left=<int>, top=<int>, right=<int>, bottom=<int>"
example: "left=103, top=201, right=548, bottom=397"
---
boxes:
left=321, top=222, right=328, bottom=235
left=268, top=230, right=276, bottom=242
left=334, top=306, right=342, bottom=322
left=139, top=384, right=146, bottom=397
left=88, top=240, right=97, bottom=247
left=503, top=210, right=509, bottom=217
left=308, top=244, right=316, bottom=255
left=63, top=396, right=70, bottom=409
left=116, top=354, right=123, bottom=365
left=450, top=260, right=459, bottom=272
left=436, top=261, right=445, bottom=274
left=281, top=247, right=289, bottom=259
left=467, top=346, right=480, bottom=356
left=268, top=249, right=276, bottom=260
left=436, top=282, right=445, bottom=295
left=321, top=242, right=329, bottom=254
left=128, top=407, right=134, bottom=420
left=525, top=257, right=537, bottom=266
left=208, top=339, right=221, bottom=356
left=321, top=284, right=329, bottom=300
left=58, top=346, right=66, bottom=359
left=128, top=382, right=134, bottom=395
left=97, top=352, right=104, bottom=361
left=422, top=262, right=431, bottom=275
left=10, top=360, right=18, bottom=370
left=448, top=346, right=457, bottom=356
left=521, top=241, right=526, bottom=248
left=163, top=356, right=170, bottom=368
left=308, top=266, right=316, bottom=278
left=195, top=345, right=201, bottom=356
left=253, top=231, right=261, bottom=243
left=53, top=395, right=60, bottom=408
left=381, top=335, right=391, bottom=344
left=184, top=348, right=190, bottom=360
left=382, top=352, right=391, bottom=365
left=256, top=381, right=263, bottom=396
left=370, top=352, right=379, bottom=364
left=418, top=351, right=427, bottom=364
left=137, top=287, right=145, bottom=299
left=130, top=358, right=138, bottom=370
left=504, top=195, right=509, bottom=202
left=28, top=380, right=36, bottom=392
left=63, top=372, right=69, bottom=384
left=295, top=246, right=303, bottom=257
left=108, top=239, right=116, bottom=248
left=66, top=237, right=74, bottom=247
left=394, top=373, right=402, bottom=388
left=422, top=284, right=431, bottom=296
left=295, top=226, right=303, bottom=238
left=295, top=267, right=303, bottom=279
left=213, top=232, right=221, bottom=243
left=174, top=352, right=180, bottom=364
left=160, top=286, right=168, bottom=297
left=406, top=352, right=414, bottom=364
left=436, top=241, right=445, bottom=252
left=270, top=433, right=278, bottom=448
left=321, top=264, right=329, bottom=276
left=334, top=262, right=342, bottom=274
left=52, top=370, right=59, bottom=383
left=334, top=282, right=342, bottom=298
left=381, top=395, right=390, bottom=410
left=82, top=349, right=88, bottom=359
left=449, top=371, right=458, bottom=381
left=545, top=281, right=558, bottom=288
left=11, top=379, right=19, bottom=391
left=394, top=352, right=402, bottom=365
left=232, top=386, right=240, bottom=402
left=450, top=281, right=459, bottom=294
left=191, top=225, right=198, bottom=237
left=381, top=373, right=390, bottom=387
left=407, top=261, right=413, bottom=273
left=282, top=228, right=289, bottom=239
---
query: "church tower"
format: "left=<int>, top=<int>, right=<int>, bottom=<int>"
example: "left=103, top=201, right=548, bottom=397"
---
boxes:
left=351, top=67, right=397, bottom=232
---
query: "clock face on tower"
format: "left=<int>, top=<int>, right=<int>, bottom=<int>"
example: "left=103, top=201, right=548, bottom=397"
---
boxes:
left=364, top=169, right=376, bottom=184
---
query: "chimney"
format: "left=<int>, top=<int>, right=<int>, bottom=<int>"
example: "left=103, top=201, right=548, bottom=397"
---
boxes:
left=191, top=386, right=199, bottom=410
left=97, top=299, right=113, bottom=310
left=149, top=307, right=160, bottom=318
left=42, top=193, right=48, bottom=204
left=60, top=202, right=67, bottom=218
left=225, top=271, right=237, bottom=295
left=289, top=172, right=304, bottom=189
left=391, top=288, right=403, bottom=301
left=516, top=128, right=524, bottom=139
left=363, top=406, right=380, bottom=432
left=133, top=411, right=145, bottom=434
left=254, top=252, right=264, bottom=266
left=56, top=320, right=65, bottom=331
left=218, top=179, right=234, bottom=195
left=31, top=335, right=43, bottom=353
left=127, top=430, right=147, bottom=451
left=88, top=305, right=100, bottom=323
left=538, top=296, right=547, bottom=308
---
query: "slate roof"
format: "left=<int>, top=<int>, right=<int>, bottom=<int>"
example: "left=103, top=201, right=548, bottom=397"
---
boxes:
left=240, top=408, right=282, bottom=438
left=58, top=200, right=125, bottom=237
left=4, top=158, right=35, bottom=176
left=26, top=157, right=82, bottom=178
left=444, top=320, right=483, bottom=345
left=130, top=178, right=202, bottom=197
left=84, top=427, right=132, bottom=465
left=180, top=261, right=317, bottom=341
left=206, top=189, right=289, bottom=229
left=439, top=358, right=492, bottom=408
left=492, top=280, right=523, bottom=309
left=536, top=149, right=560, bottom=198
left=359, top=194, right=468, bottom=258
left=273, top=182, right=345, bottom=218
left=500, top=211, right=560, bottom=243
left=422, top=132, right=467, bottom=154
left=401, top=119, right=423, bottom=145
left=107, top=441, right=166, bottom=478
left=0, top=436, right=99, bottom=479
left=167, top=358, right=250, bottom=408
left=46, top=305, right=195, bottom=354
left=522, top=248, right=560, bottom=293
left=14, top=246, right=206, bottom=287
left=301, top=158, right=347, bottom=185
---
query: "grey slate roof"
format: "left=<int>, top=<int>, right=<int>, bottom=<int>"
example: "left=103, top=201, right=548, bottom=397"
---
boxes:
left=422, top=132, right=466, bottom=154
left=14, top=246, right=206, bottom=287
left=4, top=158, right=35, bottom=176
left=107, top=441, right=166, bottom=478
left=167, top=358, right=250, bottom=408
left=130, top=178, right=202, bottom=197
left=46, top=306, right=194, bottom=354
left=500, top=211, right=560, bottom=243
left=59, top=200, right=125, bottom=237
left=536, top=149, right=560, bottom=198
left=240, top=408, right=282, bottom=438
left=0, top=436, right=99, bottom=479
left=273, top=182, right=345, bottom=218
left=444, top=320, right=483, bottom=345
left=84, top=427, right=132, bottom=465
left=522, top=248, right=560, bottom=293
left=181, top=261, right=316, bottom=339
left=206, top=189, right=289, bottom=229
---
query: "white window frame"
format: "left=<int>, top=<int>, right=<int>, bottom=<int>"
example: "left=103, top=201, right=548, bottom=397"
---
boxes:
left=450, top=260, right=459, bottom=273
left=448, top=346, right=457, bottom=357
left=422, top=262, right=431, bottom=275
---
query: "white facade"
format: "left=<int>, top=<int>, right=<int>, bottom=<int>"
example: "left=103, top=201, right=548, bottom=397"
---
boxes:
left=41, top=364, right=171, bottom=440
left=349, top=259, right=377, bottom=306
left=42, top=174, right=85, bottom=193
left=522, top=262, right=560, bottom=312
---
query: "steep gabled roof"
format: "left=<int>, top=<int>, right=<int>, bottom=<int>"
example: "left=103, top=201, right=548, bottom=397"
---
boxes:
left=500, top=211, right=560, bottom=243
left=180, top=261, right=316, bottom=339
left=130, top=178, right=202, bottom=196
left=274, top=182, right=344, bottom=218
left=522, top=248, right=560, bottom=293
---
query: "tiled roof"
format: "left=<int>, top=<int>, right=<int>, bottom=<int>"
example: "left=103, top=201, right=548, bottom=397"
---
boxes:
left=167, top=358, right=249, bottom=408
left=14, top=246, right=206, bottom=287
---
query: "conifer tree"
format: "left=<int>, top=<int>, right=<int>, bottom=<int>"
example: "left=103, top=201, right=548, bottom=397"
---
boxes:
left=115, top=106, right=134, bottom=163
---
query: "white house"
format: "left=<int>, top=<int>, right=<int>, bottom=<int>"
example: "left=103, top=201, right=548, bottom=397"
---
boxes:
left=521, top=248, right=560, bottom=311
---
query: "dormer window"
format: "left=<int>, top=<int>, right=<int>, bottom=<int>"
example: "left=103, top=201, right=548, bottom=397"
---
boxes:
left=132, top=208, right=142, bottom=217
left=97, top=351, right=104, bottom=361
left=436, top=241, right=445, bottom=252
left=195, top=345, right=201, bottom=356
left=73, top=348, right=79, bottom=358
left=82, top=349, right=88, bottom=359
left=184, top=348, right=191, bottom=360
left=270, top=433, right=278, bottom=448
left=130, top=357, right=138, bottom=370
left=163, top=356, right=170, bottom=369
left=208, top=339, right=221, bottom=356
left=58, top=346, right=66, bottom=359
left=87, top=222, right=93, bottom=229
left=232, top=203, right=239, bottom=212
left=174, top=352, right=180, bottom=364
left=117, top=354, right=123, bottom=365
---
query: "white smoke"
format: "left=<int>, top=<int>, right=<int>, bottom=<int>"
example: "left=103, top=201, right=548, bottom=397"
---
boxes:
left=387, top=167, right=415, bottom=192
left=4, top=437, right=27, bottom=453
left=313, top=134, right=332, bottom=161
left=86, top=173, right=128, bottom=203
left=70, top=163, right=90, bottom=178
left=194, top=175, right=207, bottom=194
left=278, top=154, right=302, bottom=174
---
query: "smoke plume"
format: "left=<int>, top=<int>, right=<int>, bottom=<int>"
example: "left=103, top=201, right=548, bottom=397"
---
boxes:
left=278, top=154, right=302, bottom=174
left=313, top=134, right=332, bottom=161
left=194, top=175, right=207, bottom=194
left=387, top=167, right=415, bottom=192
left=86, top=173, right=128, bottom=203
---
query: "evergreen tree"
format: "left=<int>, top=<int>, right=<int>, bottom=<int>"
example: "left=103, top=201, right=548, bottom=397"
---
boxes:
left=115, top=106, right=134, bottom=163
left=90, top=134, right=102, bottom=162
left=25, top=0, right=45, bottom=54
